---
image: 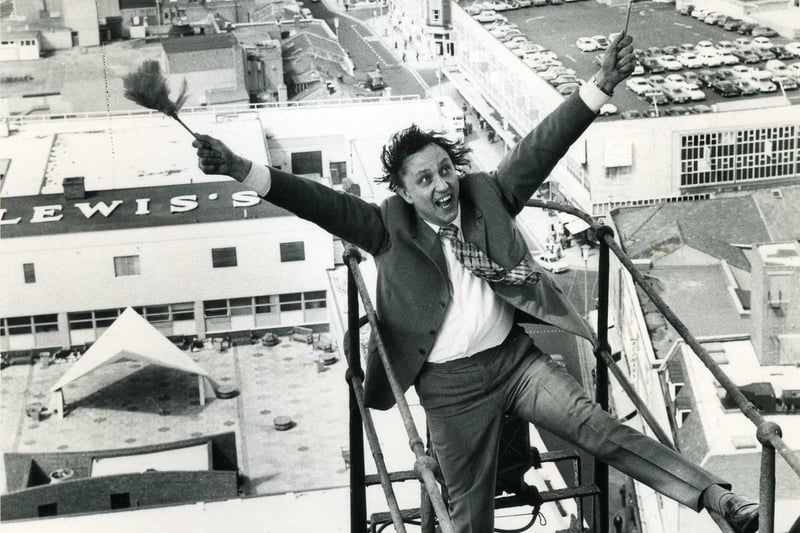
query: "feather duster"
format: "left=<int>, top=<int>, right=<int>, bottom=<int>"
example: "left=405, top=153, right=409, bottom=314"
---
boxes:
left=123, top=60, right=198, bottom=139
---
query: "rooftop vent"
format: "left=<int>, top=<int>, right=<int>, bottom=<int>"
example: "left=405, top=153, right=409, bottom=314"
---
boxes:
left=771, top=189, right=783, bottom=199
left=62, top=177, right=86, bottom=200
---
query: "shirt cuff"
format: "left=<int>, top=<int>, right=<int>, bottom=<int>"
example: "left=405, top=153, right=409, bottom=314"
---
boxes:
left=241, top=164, right=272, bottom=196
left=579, top=81, right=610, bottom=114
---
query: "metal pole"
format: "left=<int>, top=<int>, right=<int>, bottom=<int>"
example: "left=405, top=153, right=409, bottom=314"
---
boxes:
left=594, top=227, right=613, bottom=533
left=759, top=444, right=776, bottom=533
left=348, top=267, right=367, bottom=533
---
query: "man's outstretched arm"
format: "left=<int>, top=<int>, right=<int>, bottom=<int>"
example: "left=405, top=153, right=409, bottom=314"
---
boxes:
left=193, top=135, right=389, bottom=256
left=495, top=32, right=636, bottom=214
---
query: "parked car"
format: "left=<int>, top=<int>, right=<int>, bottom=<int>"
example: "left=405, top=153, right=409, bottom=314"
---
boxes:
left=696, top=40, right=715, bottom=50
left=667, top=105, right=692, bottom=116
left=731, top=65, right=754, bottom=78
left=592, top=35, right=610, bottom=49
left=698, top=49, right=723, bottom=67
left=690, top=104, right=713, bottom=113
left=711, top=79, right=741, bottom=96
left=662, top=45, right=680, bottom=55
left=704, top=12, right=725, bottom=25
left=751, top=26, right=778, bottom=37
left=576, top=37, right=599, bottom=52
left=621, top=109, right=644, bottom=119
left=679, top=43, right=696, bottom=52
left=738, top=22, right=757, bottom=35
left=683, top=71, right=701, bottom=88
left=734, top=78, right=760, bottom=95
left=750, top=70, right=777, bottom=92
left=752, top=36, right=773, bottom=50
left=774, top=75, right=798, bottom=90
left=648, top=74, right=666, bottom=89
left=467, top=2, right=491, bottom=14
left=647, top=46, right=664, bottom=56
left=473, top=9, right=498, bottom=22
left=663, top=85, right=691, bottom=103
left=734, top=37, right=752, bottom=50
left=550, top=74, right=580, bottom=86
left=723, top=19, right=742, bottom=31
left=753, top=48, right=776, bottom=62
left=536, top=253, right=569, bottom=273
left=788, top=62, right=800, bottom=80
left=515, top=0, right=533, bottom=6
left=626, top=77, right=653, bottom=95
left=504, top=35, right=529, bottom=49
left=641, top=57, right=665, bottom=73
left=730, top=49, right=760, bottom=64
left=697, top=69, right=717, bottom=87
left=599, top=102, right=618, bottom=116
left=679, top=4, right=694, bottom=15
left=765, top=59, right=789, bottom=76
left=657, top=55, right=683, bottom=71
left=664, top=73, right=689, bottom=90
left=785, top=42, right=800, bottom=57
left=716, top=40, right=736, bottom=53
left=686, top=87, right=707, bottom=100
left=678, top=52, right=704, bottom=69
left=691, top=8, right=708, bottom=19
left=771, top=46, right=794, bottom=60
left=485, top=0, right=514, bottom=11
left=719, top=53, right=740, bottom=65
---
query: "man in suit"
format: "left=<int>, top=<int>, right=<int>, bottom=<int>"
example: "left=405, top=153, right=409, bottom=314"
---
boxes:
left=194, top=33, right=758, bottom=533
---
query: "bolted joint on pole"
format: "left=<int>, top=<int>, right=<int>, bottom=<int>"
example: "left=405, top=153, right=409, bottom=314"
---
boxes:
left=595, top=224, right=615, bottom=242
left=594, top=341, right=612, bottom=359
left=345, top=367, right=365, bottom=385
left=756, top=420, right=782, bottom=447
left=413, top=454, right=440, bottom=480
left=343, top=244, right=363, bottom=264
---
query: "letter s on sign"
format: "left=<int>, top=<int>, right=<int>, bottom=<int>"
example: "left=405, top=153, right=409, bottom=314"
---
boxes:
left=170, top=195, right=199, bottom=213
left=232, top=190, right=260, bottom=208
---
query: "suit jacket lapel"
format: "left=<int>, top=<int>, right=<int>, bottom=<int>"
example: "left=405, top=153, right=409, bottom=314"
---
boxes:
left=409, top=210, right=449, bottom=285
left=460, top=191, right=489, bottom=256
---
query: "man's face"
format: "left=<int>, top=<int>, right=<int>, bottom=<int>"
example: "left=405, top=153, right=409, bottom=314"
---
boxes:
left=396, top=143, right=460, bottom=227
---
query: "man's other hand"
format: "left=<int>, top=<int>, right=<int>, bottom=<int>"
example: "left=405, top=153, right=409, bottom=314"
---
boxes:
left=192, top=134, right=252, bottom=182
left=595, top=33, right=635, bottom=95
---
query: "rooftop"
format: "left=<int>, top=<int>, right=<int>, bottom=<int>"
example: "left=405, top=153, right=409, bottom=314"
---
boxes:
left=756, top=240, right=800, bottom=267
left=161, top=33, right=238, bottom=55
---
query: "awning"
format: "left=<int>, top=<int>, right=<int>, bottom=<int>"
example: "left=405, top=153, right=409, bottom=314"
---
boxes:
left=565, top=218, right=590, bottom=234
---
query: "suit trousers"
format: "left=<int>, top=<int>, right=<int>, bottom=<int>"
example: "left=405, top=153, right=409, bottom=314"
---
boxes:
left=415, top=325, right=727, bottom=533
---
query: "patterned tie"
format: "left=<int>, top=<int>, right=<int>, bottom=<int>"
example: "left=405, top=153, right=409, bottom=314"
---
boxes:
left=438, top=224, right=540, bottom=286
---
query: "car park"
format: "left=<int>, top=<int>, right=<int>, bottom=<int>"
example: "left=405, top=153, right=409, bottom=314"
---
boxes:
left=657, top=54, right=683, bottom=71
left=504, top=35, right=529, bottom=48
left=677, top=52, right=704, bottom=69
left=576, top=37, right=599, bottom=52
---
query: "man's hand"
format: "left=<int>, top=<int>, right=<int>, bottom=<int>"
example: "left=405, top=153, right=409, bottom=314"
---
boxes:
left=593, top=32, right=635, bottom=95
left=192, top=134, right=252, bottom=183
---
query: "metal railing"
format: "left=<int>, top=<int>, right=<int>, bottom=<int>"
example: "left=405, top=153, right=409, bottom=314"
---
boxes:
left=340, top=199, right=800, bottom=533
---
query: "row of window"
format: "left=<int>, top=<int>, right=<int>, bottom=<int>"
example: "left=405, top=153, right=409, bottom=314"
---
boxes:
left=680, top=126, right=798, bottom=187
left=592, top=193, right=711, bottom=216
left=1, top=290, right=328, bottom=336
left=1, top=40, right=37, bottom=47
left=18, top=242, right=306, bottom=283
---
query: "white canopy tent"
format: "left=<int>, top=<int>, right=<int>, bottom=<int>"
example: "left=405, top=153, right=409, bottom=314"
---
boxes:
left=49, top=308, right=218, bottom=418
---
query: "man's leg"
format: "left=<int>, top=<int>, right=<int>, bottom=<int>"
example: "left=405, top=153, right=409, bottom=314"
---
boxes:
left=416, top=358, right=505, bottom=533
left=504, top=350, right=725, bottom=510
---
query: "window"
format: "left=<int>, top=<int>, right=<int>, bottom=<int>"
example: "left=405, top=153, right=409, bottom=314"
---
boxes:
left=38, top=503, right=58, bottom=517
left=304, top=290, right=327, bottom=309
left=6, top=316, right=33, bottom=335
left=110, top=492, right=131, bottom=510
left=94, top=309, right=119, bottom=328
left=68, top=311, right=94, bottom=330
left=433, top=8, right=440, bottom=21
left=280, top=241, right=305, bottom=262
left=212, top=247, right=237, bottom=268
left=23, top=263, right=36, bottom=283
left=172, top=302, right=195, bottom=321
left=279, top=293, right=303, bottom=312
left=291, top=150, right=323, bottom=176
left=33, top=314, right=58, bottom=333
left=143, top=305, right=170, bottom=323
left=204, top=299, right=229, bottom=317
left=255, top=295, right=274, bottom=314
left=329, top=161, right=347, bottom=185
left=229, top=297, right=252, bottom=316
left=114, top=255, right=141, bottom=277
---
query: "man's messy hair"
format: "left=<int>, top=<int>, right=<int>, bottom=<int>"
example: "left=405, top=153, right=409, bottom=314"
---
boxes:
left=379, top=124, right=472, bottom=192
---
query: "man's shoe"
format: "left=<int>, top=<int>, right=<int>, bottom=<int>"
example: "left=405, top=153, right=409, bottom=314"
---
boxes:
left=722, top=494, right=759, bottom=533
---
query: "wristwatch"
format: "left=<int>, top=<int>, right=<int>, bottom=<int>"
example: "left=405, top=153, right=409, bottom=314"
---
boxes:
left=589, top=75, right=614, bottom=97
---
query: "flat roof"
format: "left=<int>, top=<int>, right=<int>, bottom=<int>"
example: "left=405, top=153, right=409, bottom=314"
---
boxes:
left=756, top=240, right=800, bottom=267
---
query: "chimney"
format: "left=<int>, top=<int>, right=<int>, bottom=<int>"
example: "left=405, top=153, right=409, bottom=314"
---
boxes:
left=63, top=177, right=86, bottom=200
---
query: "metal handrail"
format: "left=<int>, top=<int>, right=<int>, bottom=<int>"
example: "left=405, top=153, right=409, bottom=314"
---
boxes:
left=343, top=246, right=455, bottom=533
left=526, top=198, right=800, bottom=533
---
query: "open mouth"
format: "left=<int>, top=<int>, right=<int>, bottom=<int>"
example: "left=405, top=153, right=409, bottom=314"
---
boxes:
left=435, top=194, right=454, bottom=209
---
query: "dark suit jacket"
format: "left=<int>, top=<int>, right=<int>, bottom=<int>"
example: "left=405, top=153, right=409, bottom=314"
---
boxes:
left=264, top=91, right=597, bottom=410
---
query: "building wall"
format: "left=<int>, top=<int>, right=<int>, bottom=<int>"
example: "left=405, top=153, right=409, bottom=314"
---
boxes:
left=1, top=216, right=334, bottom=349
left=0, top=35, right=41, bottom=61
left=751, top=242, right=800, bottom=365
left=62, top=0, right=100, bottom=47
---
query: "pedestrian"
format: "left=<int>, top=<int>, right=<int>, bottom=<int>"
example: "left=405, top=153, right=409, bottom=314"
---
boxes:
left=478, top=116, right=485, bottom=130
left=416, top=51, right=419, bottom=61
left=192, top=32, right=758, bottom=533
left=487, top=129, right=495, bottom=143
left=402, top=52, right=406, bottom=62
left=376, top=62, right=381, bottom=71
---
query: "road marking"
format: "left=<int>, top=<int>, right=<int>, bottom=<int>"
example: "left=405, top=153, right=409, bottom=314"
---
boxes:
left=525, top=16, right=544, bottom=22
left=564, top=54, right=577, bottom=63
left=364, top=36, right=379, bottom=42
left=674, top=22, right=691, bottom=28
